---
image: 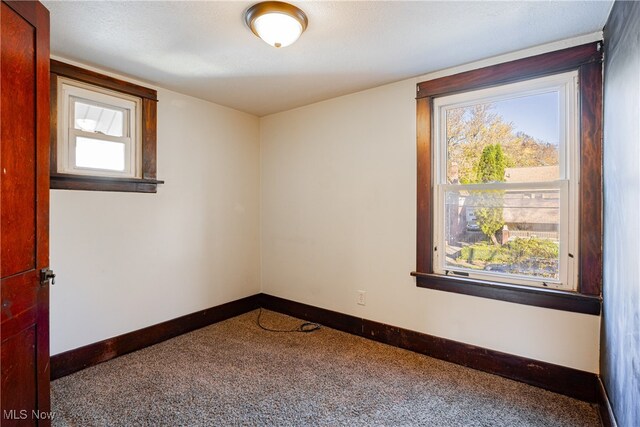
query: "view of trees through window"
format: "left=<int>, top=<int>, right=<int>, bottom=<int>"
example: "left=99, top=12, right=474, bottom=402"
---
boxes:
left=442, top=91, right=563, bottom=282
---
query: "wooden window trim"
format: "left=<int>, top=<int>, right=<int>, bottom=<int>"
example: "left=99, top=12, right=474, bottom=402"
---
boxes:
left=50, top=59, right=164, bottom=193
left=412, top=42, right=603, bottom=315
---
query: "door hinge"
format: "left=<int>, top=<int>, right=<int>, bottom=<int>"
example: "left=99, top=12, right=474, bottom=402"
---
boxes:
left=40, top=268, right=55, bottom=286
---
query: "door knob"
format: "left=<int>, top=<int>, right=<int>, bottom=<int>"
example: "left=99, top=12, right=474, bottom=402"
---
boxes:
left=40, top=268, right=55, bottom=285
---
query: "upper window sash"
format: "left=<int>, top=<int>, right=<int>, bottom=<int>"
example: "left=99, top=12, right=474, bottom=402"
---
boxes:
left=70, top=96, right=130, bottom=138
left=432, top=71, right=579, bottom=187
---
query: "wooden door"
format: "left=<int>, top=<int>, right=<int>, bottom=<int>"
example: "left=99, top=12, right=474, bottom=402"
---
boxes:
left=1, top=1, right=51, bottom=425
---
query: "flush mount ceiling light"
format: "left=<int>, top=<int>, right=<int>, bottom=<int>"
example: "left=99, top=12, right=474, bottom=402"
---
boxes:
left=245, top=1, right=308, bottom=48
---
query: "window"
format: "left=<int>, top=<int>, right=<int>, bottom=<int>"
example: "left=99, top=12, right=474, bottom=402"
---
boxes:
left=432, top=72, right=578, bottom=290
left=58, top=78, right=141, bottom=178
left=50, top=60, right=163, bottom=193
left=412, top=43, right=603, bottom=315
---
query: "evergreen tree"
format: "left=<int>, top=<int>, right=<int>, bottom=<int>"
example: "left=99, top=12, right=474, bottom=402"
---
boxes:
left=473, top=143, right=505, bottom=246
left=474, top=144, right=506, bottom=183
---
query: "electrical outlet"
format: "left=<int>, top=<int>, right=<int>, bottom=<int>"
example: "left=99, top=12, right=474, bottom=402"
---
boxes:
left=357, top=290, right=366, bottom=306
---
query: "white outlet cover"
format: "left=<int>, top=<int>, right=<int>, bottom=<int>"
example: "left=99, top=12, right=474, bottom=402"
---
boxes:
left=357, top=291, right=366, bottom=306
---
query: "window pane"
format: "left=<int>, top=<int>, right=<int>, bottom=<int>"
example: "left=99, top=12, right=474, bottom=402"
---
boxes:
left=443, top=188, right=560, bottom=281
left=445, top=91, right=560, bottom=184
left=75, top=137, right=125, bottom=171
left=74, top=100, right=125, bottom=137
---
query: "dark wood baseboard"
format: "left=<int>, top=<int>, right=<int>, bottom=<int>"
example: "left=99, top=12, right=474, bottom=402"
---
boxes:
left=52, top=292, right=600, bottom=406
left=50, top=294, right=261, bottom=380
left=259, top=293, right=599, bottom=403
left=597, top=377, right=618, bottom=427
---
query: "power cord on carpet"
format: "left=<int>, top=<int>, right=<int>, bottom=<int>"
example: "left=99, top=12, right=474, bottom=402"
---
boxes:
left=256, top=308, right=321, bottom=333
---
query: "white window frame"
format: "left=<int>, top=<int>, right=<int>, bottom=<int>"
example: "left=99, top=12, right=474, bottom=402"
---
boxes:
left=57, top=77, right=142, bottom=178
left=432, top=71, right=580, bottom=291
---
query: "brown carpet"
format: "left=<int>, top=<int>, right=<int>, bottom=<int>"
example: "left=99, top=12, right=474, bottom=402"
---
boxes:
left=51, top=310, right=600, bottom=426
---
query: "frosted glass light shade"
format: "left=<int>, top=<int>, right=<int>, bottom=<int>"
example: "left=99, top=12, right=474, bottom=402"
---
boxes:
left=253, top=12, right=302, bottom=48
left=246, top=2, right=308, bottom=48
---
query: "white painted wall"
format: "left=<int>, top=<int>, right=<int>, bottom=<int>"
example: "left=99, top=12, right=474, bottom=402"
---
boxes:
left=52, top=33, right=603, bottom=372
left=260, top=34, right=602, bottom=373
left=50, top=61, right=261, bottom=355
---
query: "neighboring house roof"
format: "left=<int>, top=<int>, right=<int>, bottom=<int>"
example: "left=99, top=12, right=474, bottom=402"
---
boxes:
left=502, top=193, right=559, bottom=224
left=504, top=166, right=559, bottom=183
left=502, top=166, right=559, bottom=224
left=456, top=165, right=562, bottom=225
left=462, top=192, right=559, bottom=225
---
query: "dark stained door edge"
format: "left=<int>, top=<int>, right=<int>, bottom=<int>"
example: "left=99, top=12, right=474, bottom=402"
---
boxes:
left=258, top=294, right=600, bottom=403
left=50, top=294, right=261, bottom=380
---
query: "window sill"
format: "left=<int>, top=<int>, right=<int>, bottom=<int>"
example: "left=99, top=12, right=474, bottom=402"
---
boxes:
left=50, top=173, right=164, bottom=193
left=410, top=272, right=601, bottom=315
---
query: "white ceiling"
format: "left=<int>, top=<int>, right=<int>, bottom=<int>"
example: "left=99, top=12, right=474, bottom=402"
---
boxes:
left=43, top=1, right=613, bottom=117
